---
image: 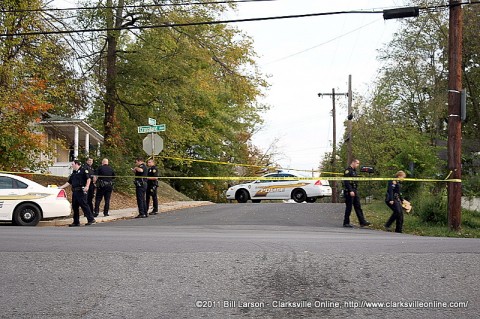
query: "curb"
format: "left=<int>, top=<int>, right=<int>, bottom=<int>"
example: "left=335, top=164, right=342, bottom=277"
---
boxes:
left=38, top=201, right=214, bottom=227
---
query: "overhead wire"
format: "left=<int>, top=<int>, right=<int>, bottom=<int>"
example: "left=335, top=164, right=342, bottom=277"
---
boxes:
left=2, top=1, right=478, bottom=37
left=0, top=9, right=383, bottom=37
left=264, top=18, right=380, bottom=65
left=1, top=0, right=280, bottom=13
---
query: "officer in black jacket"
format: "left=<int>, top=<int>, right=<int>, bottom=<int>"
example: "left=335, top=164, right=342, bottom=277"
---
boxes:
left=93, top=158, right=115, bottom=217
left=146, top=159, right=159, bottom=215
left=84, top=157, right=96, bottom=215
left=132, top=157, right=148, bottom=218
left=343, top=159, right=371, bottom=228
left=59, top=160, right=96, bottom=226
left=385, top=170, right=407, bottom=233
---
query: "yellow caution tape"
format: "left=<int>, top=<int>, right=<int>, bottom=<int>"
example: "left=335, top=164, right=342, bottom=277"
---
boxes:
left=1, top=170, right=461, bottom=183
left=157, top=155, right=277, bottom=169
left=94, top=175, right=461, bottom=183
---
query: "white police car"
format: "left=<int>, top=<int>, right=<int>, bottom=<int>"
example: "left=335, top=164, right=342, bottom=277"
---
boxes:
left=0, top=173, right=71, bottom=226
left=226, top=172, right=332, bottom=203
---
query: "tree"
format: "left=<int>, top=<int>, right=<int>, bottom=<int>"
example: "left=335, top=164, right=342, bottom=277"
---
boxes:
left=73, top=1, right=269, bottom=200
left=374, top=3, right=449, bottom=143
left=0, top=0, right=87, bottom=171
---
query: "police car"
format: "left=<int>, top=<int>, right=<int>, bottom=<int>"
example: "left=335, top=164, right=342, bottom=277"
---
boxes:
left=226, top=172, right=332, bottom=203
left=0, top=173, right=71, bottom=226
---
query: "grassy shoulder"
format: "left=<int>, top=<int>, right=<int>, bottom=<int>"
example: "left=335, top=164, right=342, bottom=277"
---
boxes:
left=363, top=200, right=480, bottom=238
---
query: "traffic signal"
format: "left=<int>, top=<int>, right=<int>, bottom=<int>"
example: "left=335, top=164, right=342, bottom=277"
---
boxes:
left=383, top=7, right=419, bottom=20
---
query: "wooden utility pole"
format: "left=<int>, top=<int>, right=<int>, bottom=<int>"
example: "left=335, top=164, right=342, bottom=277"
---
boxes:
left=447, top=0, right=463, bottom=231
left=318, top=88, right=348, bottom=203
left=347, top=75, right=353, bottom=164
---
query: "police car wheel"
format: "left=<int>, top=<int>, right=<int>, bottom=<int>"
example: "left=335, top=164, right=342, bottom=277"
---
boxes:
left=13, top=203, right=42, bottom=226
left=292, top=189, right=307, bottom=203
left=235, top=189, right=249, bottom=203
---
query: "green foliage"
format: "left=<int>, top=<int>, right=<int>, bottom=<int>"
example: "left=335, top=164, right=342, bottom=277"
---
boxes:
left=0, top=0, right=87, bottom=171
left=412, top=186, right=448, bottom=225
left=77, top=2, right=269, bottom=200
left=329, top=0, right=480, bottom=203
left=462, top=175, right=480, bottom=197
left=364, top=200, right=480, bottom=238
left=461, top=209, right=480, bottom=230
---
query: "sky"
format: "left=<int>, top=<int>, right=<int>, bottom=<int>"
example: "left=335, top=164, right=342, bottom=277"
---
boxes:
left=54, top=0, right=407, bottom=173
left=222, top=0, right=407, bottom=173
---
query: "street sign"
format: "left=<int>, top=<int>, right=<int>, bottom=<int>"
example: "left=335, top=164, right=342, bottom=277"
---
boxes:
left=143, top=134, right=163, bottom=155
left=148, top=118, right=156, bottom=126
left=137, top=124, right=166, bottom=134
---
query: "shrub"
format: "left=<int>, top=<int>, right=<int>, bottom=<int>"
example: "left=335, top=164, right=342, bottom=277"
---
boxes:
left=412, top=187, right=448, bottom=224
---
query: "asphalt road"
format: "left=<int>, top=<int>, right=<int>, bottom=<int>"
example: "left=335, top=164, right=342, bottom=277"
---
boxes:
left=1, top=203, right=478, bottom=319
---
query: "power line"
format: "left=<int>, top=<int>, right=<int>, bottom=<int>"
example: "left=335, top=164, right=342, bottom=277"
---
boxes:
left=2, top=1, right=479, bottom=37
left=265, top=18, right=380, bottom=65
left=0, top=10, right=381, bottom=37
left=1, top=0, right=278, bottom=13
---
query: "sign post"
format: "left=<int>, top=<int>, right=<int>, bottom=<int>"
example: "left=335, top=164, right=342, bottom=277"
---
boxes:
left=138, top=120, right=166, bottom=156
left=143, top=134, right=163, bottom=156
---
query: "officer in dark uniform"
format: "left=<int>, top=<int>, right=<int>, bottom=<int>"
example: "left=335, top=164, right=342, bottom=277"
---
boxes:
left=132, top=157, right=148, bottom=218
left=343, top=159, right=371, bottom=228
left=59, top=160, right=96, bottom=226
left=146, top=159, right=159, bottom=215
left=84, top=157, right=96, bottom=215
left=385, top=170, right=407, bottom=233
left=93, top=158, right=115, bottom=217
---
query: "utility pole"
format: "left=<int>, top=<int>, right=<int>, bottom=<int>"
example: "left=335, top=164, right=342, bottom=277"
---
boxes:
left=347, top=75, right=353, bottom=164
left=318, top=88, right=348, bottom=203
left=447, top=0, right=463, bottom=231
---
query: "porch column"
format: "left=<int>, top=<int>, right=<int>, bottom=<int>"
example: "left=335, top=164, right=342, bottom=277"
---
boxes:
left=74, top=126, right=79, bottom=159
left=85, top=133, right=90, bottom=155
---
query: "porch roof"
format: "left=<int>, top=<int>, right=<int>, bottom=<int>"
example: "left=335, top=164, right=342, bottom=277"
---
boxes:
left=39, top=113, right=104, bottom=144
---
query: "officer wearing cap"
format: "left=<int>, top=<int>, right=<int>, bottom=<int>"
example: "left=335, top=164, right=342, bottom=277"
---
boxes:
left=132, top=157, right=148, bottom=218
left=84, top=157, right=96, bottom=215
left=343, top=158, right=371, bottom=228
left=59, top=160, right=96, bottom=226
left=146, top=159, right=159, bottom=215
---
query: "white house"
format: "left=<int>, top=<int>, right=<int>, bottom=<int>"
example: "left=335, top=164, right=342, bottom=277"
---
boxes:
left=39, top=113, right=104, bottom=176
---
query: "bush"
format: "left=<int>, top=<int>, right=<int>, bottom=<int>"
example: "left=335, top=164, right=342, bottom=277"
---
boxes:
left=462, top=209, right=480, bottom=229
left=413, top=187, right=448, bottom=224
left=462, top=175, right=480, bottom=197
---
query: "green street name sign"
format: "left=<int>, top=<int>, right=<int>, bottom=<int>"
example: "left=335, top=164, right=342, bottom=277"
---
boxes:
left=137, top=124, right=166, bottom=134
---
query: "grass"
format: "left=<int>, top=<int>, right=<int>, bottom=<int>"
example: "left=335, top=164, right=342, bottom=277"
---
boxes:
left=363, top=200, right=480, bottom=238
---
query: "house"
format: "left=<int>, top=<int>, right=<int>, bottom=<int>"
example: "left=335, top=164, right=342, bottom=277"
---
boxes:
left=39, top=113, right=104, bottom=176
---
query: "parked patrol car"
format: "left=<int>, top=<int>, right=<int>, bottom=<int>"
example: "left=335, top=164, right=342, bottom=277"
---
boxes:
left=226, top=171, right=332, bottom=203
left=0, top=173, right=71, bottom=226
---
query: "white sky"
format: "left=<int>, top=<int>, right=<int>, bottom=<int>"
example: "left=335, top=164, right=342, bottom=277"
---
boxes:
left=224, top=0, right=407, bottom=172
left=55, top=0, right=407, bottom=172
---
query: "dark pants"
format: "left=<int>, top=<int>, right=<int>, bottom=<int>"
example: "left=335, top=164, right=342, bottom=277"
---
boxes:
left=385, top=199, right=404, bottom=233
left=146, top=185, right=158, bottom=213
left=87, top=185, right=95, bottom=215
left=136, top=184, right=148, bottom=216
left=344, top=190, right=367, bottom=225
left=72, top=190, right=94, bottom=224
left=94, top=186, right=113, bottom=216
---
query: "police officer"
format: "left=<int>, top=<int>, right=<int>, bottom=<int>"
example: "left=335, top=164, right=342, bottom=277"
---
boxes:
left=385, top=170, right=407, bottom=233
left=59, top=160, right=96, bottom=226
left=132, top=157, right=148, bottom=218
left=93, top=158, right=115, bottom=217
left=146, top=159, right=159, bottom=215
left=84, top=157, right=96, bottom=216
left=343, top=158, right=371, bottom=228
